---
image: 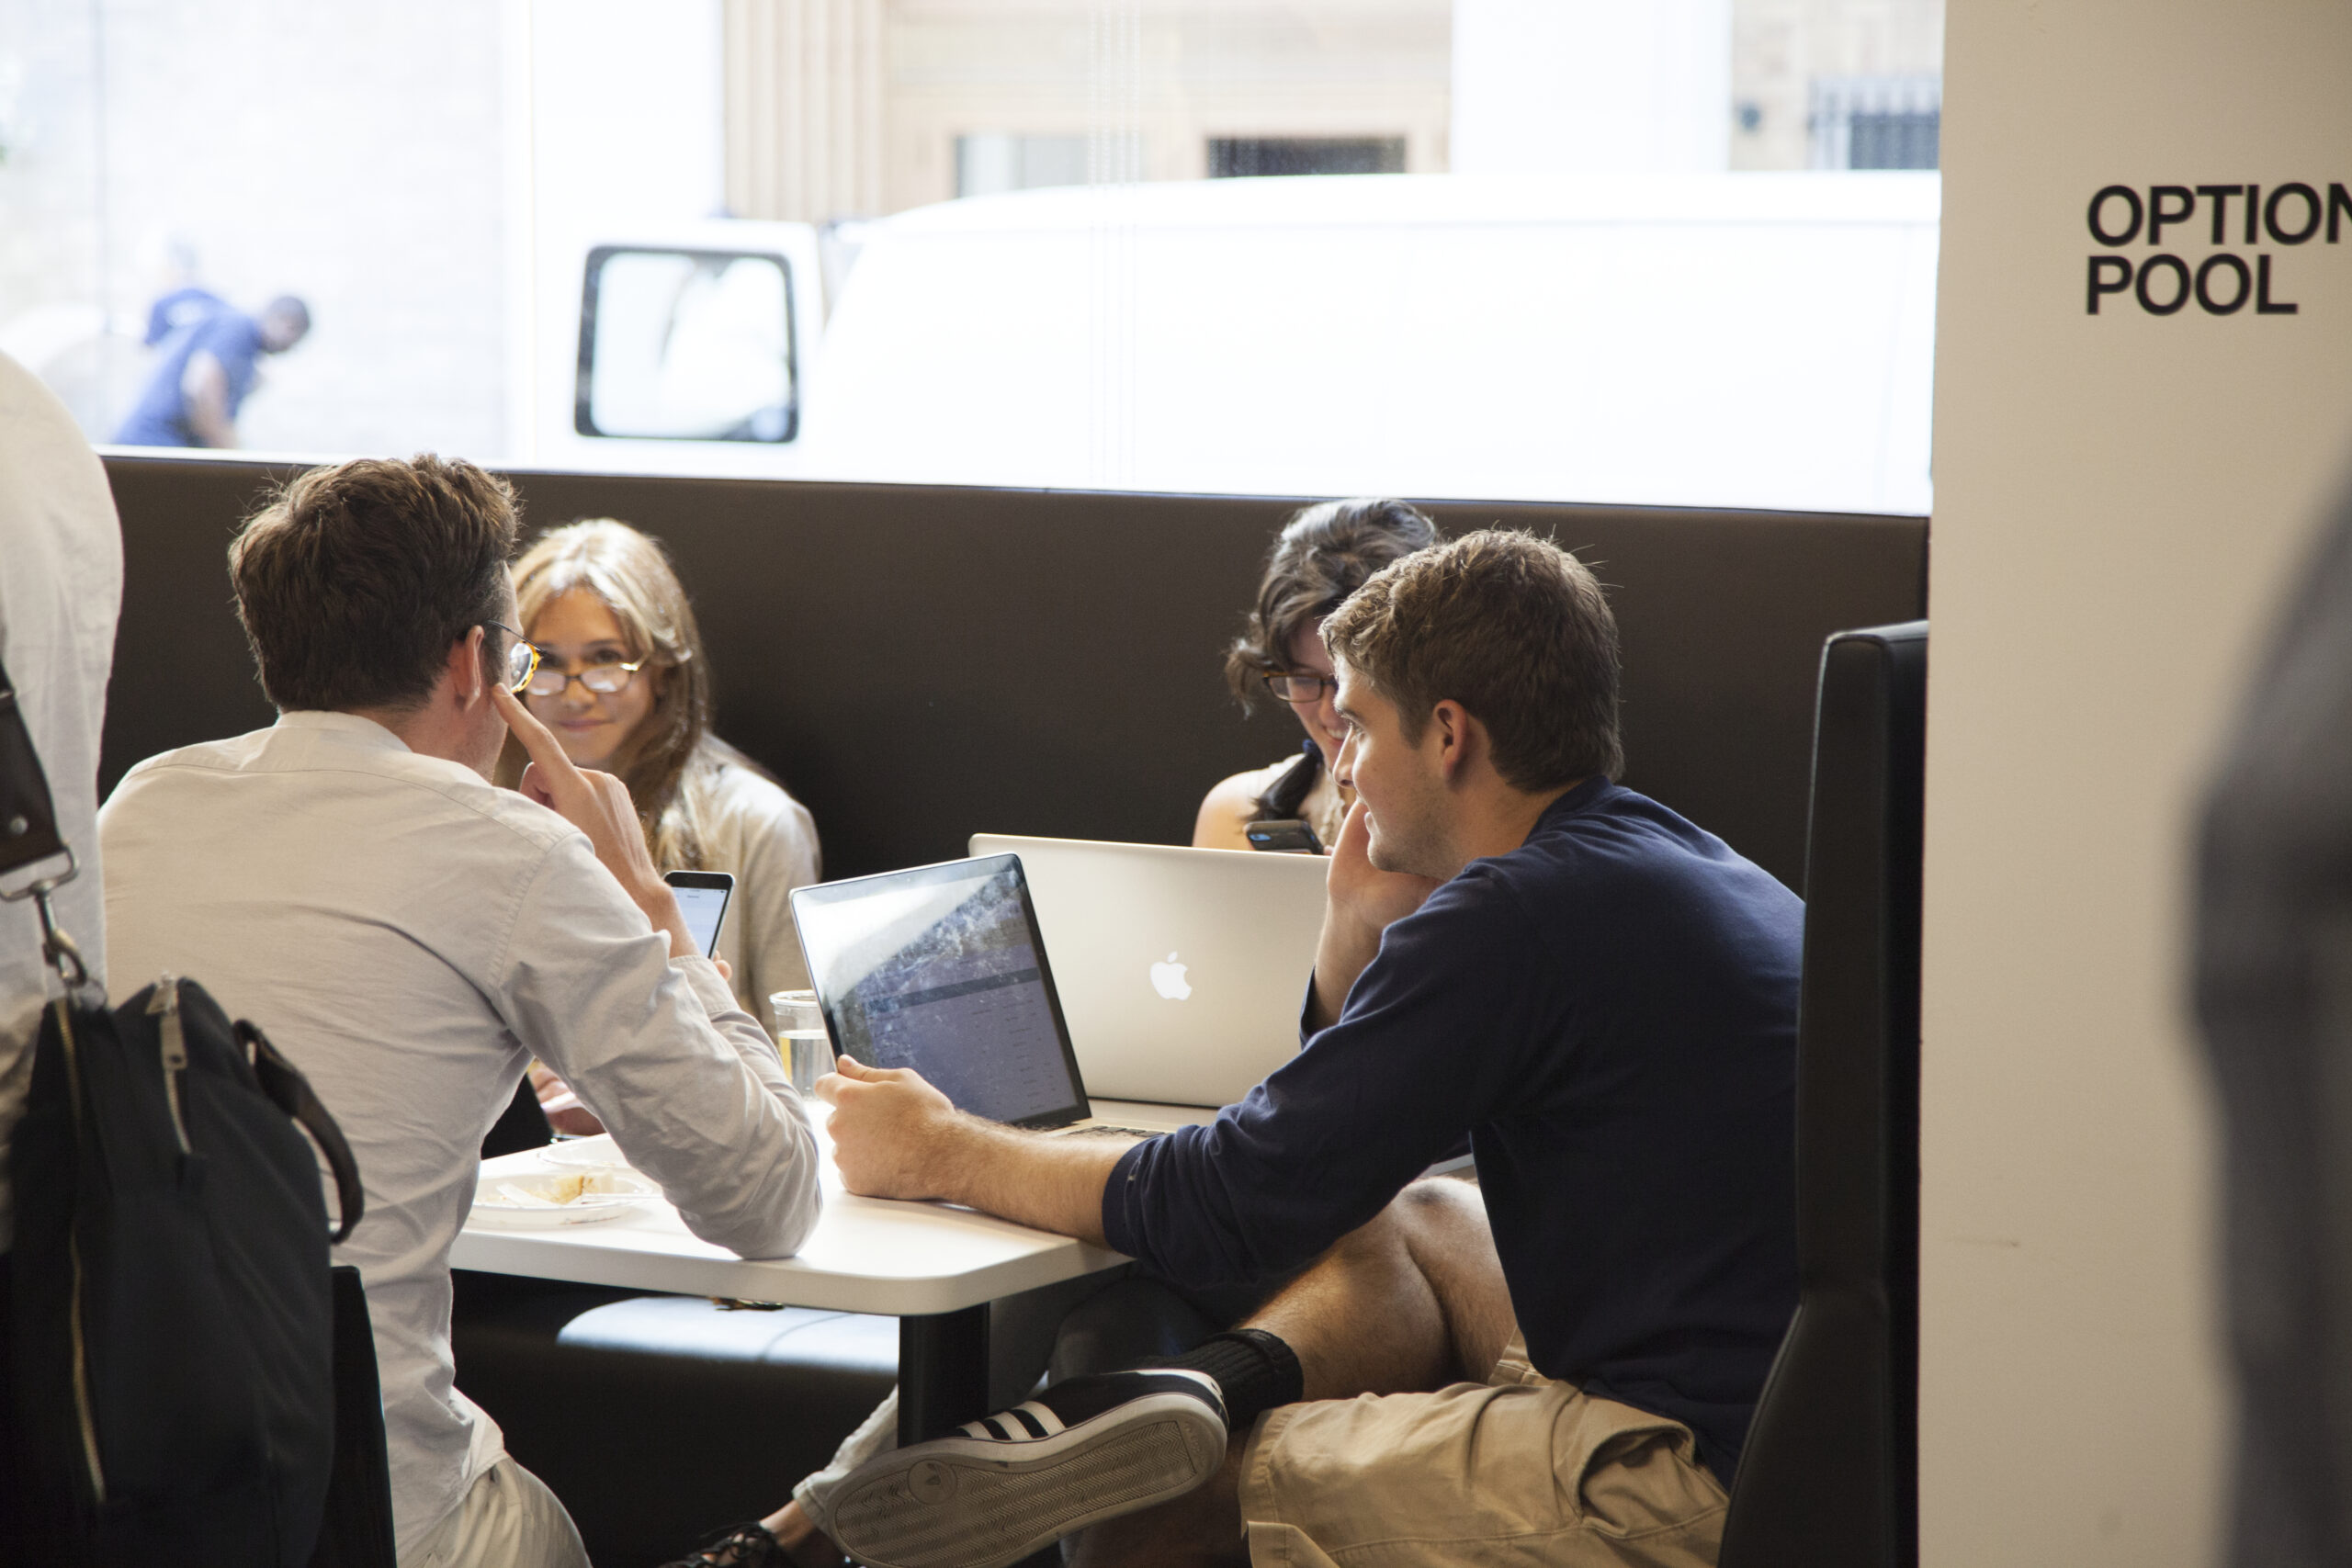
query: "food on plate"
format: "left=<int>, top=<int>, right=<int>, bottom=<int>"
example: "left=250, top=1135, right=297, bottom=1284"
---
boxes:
left=490, top=1171, right=630, bottom=1207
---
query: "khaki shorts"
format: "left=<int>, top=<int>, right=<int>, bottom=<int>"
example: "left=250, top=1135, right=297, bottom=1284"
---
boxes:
left=401, top=1457, right=588, bottom=1568
left=1238, top=1333, right=1728, bottom=1568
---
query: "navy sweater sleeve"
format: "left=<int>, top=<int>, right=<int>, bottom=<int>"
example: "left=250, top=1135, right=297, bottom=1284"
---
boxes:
left=1102, top=864, right=1544, bottom=1284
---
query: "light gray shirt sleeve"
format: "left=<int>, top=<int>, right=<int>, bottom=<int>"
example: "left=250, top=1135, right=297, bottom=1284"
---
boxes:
left=0, top=351, right=123, bottom=1256
left=499, top=833, right=820, bottom=1258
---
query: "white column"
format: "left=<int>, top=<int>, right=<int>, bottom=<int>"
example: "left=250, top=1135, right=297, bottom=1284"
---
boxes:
left=724, top=0, right=886, bottom=223
left=1923, top=1, right=2352, bottom=1562
left=1450, top=0, right=1731, bottom=175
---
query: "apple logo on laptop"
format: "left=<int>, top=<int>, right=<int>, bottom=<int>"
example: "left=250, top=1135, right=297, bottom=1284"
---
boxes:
left=1149, top=952, right=1193, bottom=1001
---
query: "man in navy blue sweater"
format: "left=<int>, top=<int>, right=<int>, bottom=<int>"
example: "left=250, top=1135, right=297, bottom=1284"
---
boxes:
left=806, top=530, right=1801, bottom=1568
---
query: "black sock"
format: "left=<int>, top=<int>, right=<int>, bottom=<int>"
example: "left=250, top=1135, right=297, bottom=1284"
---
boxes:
left=1158, top=1328, right=1304, bottom=1428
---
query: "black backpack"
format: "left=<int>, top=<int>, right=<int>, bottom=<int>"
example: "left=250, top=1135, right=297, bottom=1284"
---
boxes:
left=12, top=979, right=370, bottom=1566
left=2, top=653, right=377, bottom=1566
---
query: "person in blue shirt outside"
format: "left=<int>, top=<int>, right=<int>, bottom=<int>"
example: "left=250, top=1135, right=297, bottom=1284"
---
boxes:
left=113, top=293, right=309, bottom=448
left=790, top=529, right=1803, bottom=1568
left=141, top=284, right=228, bottom=346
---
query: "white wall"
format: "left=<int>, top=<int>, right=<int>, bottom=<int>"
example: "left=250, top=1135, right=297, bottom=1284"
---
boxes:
left=1452, top=0, right=1730, bottom=174
left=1923, top=3, right=2352, bottom=1562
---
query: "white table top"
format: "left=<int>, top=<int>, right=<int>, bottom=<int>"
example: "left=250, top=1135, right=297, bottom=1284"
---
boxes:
left=448, top=1100, right=1211, bottom=1316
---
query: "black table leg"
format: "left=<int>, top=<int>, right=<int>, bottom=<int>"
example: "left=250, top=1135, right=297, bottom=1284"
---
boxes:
left=899, top=1305, right=991, bottom=1447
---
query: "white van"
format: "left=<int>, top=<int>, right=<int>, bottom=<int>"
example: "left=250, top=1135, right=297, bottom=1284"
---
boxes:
left=50, top=174, right=1935, bottom=513
left=794, top=173, right=1939, bottom=514
left=530, top=219, right=828, bottom=477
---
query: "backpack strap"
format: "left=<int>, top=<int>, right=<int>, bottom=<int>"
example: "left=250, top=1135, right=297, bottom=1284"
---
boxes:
left=237, top=1020, right=367, bottom=1245
left=0, top=649, right=66, bottom=880
left=0, top=650, right=90, bottom=990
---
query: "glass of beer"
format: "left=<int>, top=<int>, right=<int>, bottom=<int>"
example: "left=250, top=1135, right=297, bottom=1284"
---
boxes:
left=769, top=989, right=832, bottom=1097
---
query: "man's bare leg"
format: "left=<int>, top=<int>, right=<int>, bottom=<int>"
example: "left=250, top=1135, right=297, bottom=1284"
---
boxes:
left=1261, top=1177, right=1515, bottom=1398
left=1068, top=1179, right=1512, bottom=1568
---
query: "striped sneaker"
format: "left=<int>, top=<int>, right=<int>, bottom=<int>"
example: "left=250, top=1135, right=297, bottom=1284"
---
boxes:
left=825, top=1369, right=1228, bottom=1568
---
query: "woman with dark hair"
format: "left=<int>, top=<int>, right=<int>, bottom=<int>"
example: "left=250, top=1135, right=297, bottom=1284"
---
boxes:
left=1192, top=497, right=1442, bottom=851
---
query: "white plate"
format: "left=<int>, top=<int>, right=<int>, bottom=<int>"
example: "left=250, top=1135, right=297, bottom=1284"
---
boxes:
left=469, top=1168, right=659, bottom=1229
left=538, top=1133, right=628, bottom=1170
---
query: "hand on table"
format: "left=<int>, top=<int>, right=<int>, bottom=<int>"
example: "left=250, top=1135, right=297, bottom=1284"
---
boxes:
left=812, top=1055, right=961, bottom=1200
left=492, top=683, right=692, bottom=955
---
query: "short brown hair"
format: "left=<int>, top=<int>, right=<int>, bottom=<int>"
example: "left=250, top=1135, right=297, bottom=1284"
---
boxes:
left=229, top=456, right=520, bottom=713
left=1323, top=529, right=1622, bottom=790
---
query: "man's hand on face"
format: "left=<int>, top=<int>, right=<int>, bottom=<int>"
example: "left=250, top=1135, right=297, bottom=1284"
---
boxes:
left=812, top=1055, right=961, bottom=1200
left=1309, top=799, right=1443, bottom=1031
left=492, top=683, right=695, bottom=957
left=1327, top=797, right=1442, bottom=938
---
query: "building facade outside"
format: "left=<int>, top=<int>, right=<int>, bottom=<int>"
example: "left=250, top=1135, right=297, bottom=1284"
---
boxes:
left=721, top=0, right=1945, bottom=222
left=0, top=0, right=1941, bottom=461
left=1731, top=0, right=1944, bottom=172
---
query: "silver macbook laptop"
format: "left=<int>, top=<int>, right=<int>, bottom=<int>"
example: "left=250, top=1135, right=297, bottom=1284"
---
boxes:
left=967, top=835, right=1329, bottom=1109
left=788, top=854, right=1190, bottom=1135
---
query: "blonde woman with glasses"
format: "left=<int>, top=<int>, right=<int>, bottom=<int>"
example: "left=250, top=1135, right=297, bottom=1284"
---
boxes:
left=502, top=519, right=820, bottom=1053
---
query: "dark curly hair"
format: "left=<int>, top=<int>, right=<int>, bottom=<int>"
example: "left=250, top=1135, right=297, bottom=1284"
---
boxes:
left=1222, top=498, right=1441, bottom=819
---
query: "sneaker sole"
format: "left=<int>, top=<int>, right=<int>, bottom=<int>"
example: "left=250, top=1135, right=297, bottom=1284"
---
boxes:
left=829, top=1392, right=1227, bottom=1568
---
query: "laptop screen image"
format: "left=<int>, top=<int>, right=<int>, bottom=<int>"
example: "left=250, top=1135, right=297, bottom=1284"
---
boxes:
left=789, top=855, right=1091, bottom=1130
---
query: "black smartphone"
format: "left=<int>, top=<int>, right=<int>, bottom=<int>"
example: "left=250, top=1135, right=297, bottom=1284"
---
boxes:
left=1243, top=818, right=1324, bottom=854
left=664, top=870, right=735, bottom=957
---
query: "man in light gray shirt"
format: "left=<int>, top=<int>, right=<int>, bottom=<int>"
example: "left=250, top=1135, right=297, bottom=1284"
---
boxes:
left=0, top=350, right=124, bottom=1549
left=99, top=456, right=821, bottom=1567
left=0, top=351, right=122, bottom=1248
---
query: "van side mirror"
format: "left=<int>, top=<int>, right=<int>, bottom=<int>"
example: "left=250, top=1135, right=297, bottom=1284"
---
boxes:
left=575, top=247, right=798, bottom=443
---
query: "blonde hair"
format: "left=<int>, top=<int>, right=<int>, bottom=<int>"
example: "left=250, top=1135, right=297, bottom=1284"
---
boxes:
left=501, top=519, right=763, bottom=869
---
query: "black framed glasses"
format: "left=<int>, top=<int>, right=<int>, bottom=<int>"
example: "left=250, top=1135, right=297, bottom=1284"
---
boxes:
left=525, top=654, right=650, bottom=698
left=1262, top=671, right=1338, bottom=705
left=483, top=623, right=541, bottom=694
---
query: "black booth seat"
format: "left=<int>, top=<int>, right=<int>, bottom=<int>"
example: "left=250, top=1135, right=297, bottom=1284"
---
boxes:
left=1717, top=622, right=1927, bottom=1568
left=451, top=1273, right=900, bottom=1568
left=96, top=458, right=1928, bottom=897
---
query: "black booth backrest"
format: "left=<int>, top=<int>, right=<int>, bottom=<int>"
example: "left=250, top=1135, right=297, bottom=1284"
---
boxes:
left=1717, top=621, right=1927, bottom=1568
left=96, top=458, right=1926, bottom=888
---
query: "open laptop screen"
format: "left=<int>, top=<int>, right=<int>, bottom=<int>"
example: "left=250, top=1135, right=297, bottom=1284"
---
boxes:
left=789, top=855, right=1091, bottom=1129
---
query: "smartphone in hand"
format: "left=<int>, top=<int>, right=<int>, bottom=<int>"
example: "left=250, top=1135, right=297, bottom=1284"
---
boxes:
left=664, top=870, right=735, bottom=957
left=1243, top=818, right=1323, bottom=854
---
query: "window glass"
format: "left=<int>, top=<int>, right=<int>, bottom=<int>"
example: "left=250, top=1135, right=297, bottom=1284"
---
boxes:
left=1810, top=77, right=1942, bottom=171
left=0, top=0, right=1941, bottom=513
left=956, top=135, right=1091, bottom=198
left=1206, top=140, right=1409, bottom=180
left=580, top=249, right=795, bottom=442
